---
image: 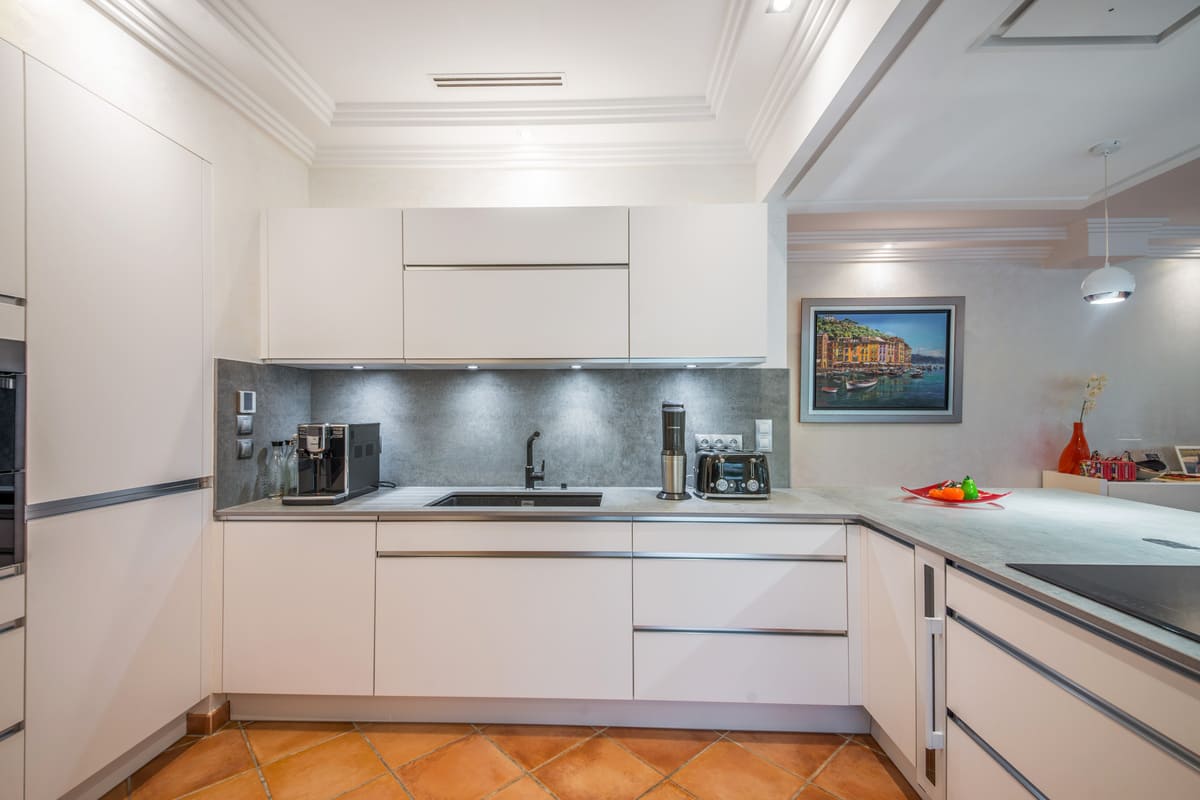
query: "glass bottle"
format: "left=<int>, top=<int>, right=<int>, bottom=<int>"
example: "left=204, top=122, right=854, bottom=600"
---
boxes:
left=267, top=440, right=287, bottom=498
left=284, top=436, right=299, bottom=497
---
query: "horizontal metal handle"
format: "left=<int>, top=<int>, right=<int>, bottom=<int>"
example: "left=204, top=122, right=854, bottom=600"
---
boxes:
left=404, top=263, right=628, bottom=271
left=0, top=295, right=25, bottom=307
left=0, top=721, right=22, bottom=744
left=949, top=610, right=1200, bottom=775
left=635, top=625, right=847, bottom=637
left=0, top=565, right=22, bottom=580
left=377, top=550, right=631, bottom=559
left=634, top=552, right=845, bottom=562
left=948, top=712, right=1047, bottom=799
left=0, top=618, right=23, bottom=636
left=26, top=478, right=207, bottom=520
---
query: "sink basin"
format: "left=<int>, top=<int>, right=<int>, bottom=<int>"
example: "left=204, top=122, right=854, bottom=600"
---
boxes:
left=426, top=491, right=603, bottom=508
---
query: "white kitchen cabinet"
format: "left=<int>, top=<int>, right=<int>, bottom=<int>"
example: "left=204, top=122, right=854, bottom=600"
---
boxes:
left=375, top=521, right=632, bottom=700
left=223, top=521, right=376, bottom=695
left=629, top=205, right=767, bottom=361
left=403, top=207, right=628, bottom=266
left=24, top=491, right=204, bottom=800
left=402, top=267, right=629, bottom=360
left=0, top=625, right=21, bottom=733
left=634, top=631, right=848, bottom=705
left=946, top=721, right=1031, bottom=800
left=0, top=40, right=23, bottom=303
left=0, top=729, right=22, bottom=800
left=24, top=59, right=204, bottom=504
left=863, top=528, right=918, bottom=772
left=265, top=208, right=405, bottom=360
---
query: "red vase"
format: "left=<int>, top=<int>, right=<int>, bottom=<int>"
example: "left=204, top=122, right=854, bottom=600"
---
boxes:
left=1057, top=421, right=1090, bottom=475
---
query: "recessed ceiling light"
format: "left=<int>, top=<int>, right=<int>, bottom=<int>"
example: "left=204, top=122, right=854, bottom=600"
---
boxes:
left=352, top=365, right=365, bottom=370
left=686, top=364, right=698, bottom=369
left=466, top=364, right=479, bottom=370
left=570, top=364, right=582, bottom=370
left=766, top=0, right=794, bottom=13
left=520, top=128, right=533, bottom=141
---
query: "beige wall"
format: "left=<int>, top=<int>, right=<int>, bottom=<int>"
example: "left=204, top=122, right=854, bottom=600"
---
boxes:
left=1, top=0, right=309, bottom=363
left=788, top=257, right=1200, bottom=488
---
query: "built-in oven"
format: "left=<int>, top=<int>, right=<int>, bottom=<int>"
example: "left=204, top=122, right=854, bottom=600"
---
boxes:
left=0, top=339, right=24, bottom=573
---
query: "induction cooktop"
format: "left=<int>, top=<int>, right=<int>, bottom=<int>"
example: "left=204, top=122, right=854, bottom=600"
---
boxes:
left=1006, top=564, right=1200, bottom=645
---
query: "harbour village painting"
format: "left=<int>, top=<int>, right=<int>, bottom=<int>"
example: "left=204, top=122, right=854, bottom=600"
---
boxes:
left=799, top=297, right=965, bottom=423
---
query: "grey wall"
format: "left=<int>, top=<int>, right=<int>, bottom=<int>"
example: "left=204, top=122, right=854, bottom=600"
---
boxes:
left=309, top=369, right=790, bottom=490
left=216, top=359, right=311, bottom=509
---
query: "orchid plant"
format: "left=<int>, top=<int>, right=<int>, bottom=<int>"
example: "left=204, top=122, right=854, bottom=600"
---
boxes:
left=1079, top=374, right=1108, bottom=422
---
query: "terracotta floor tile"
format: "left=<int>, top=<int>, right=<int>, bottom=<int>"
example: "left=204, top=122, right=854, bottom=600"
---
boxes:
left=489, top=777, right=556, bottom=799
left=244, top=721, right=354, bottom=765
left=848, top=734, right=886, bottom=754
left=99, top=782, right=127, bottom=800
left=603, top=728, right=718, bottom=775
left=727, top=731, right=845, bottom=778
left=184, top=770, right=268, bottom=800
left=640, top=782, right=695, bottom=799
left=797, top=787, right=839, bottom=798
left=398, top=734, right=523, bottom=800
left=130, top=729, right=255, bottom=800
left=359, top=722, right=475, bottom=767
left=337, top=774, right=410, bottom=800
left=262, top=732, right=387, bottom=800
left=672, top=741, right=805, bottom=800
left=813, top=741, right=920, bottom=800
left=534, top=736, right=662, bottom=800
left=483, top=724, right=594, bottom=769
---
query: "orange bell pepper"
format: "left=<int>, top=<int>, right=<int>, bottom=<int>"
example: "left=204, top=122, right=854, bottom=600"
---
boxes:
left=942, top=487, right=965, bottom=501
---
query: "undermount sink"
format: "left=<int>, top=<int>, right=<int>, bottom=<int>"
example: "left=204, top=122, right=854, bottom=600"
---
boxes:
left=426, top=491, right=604, bottom=508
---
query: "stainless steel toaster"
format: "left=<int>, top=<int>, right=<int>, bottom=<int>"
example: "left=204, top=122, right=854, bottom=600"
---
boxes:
left=694, top=450, right=770, bottom=499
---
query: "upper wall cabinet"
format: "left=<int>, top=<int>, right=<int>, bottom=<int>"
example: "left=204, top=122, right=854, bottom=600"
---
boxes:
left=629, top=205, right=767, bottom=361
left=265, top=208, right=404, bottom=360
left=0, top=41, right=24, bottom=342
left=403, top=207, right=628, bottom=266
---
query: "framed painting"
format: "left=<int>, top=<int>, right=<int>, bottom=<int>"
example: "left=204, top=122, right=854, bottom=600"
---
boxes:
left=799, top=296, right=965, bottom=423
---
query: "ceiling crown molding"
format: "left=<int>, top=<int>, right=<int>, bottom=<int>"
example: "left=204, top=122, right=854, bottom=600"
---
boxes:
left=196, top=0, right=334, bottom=122
left=747, top=0, right=850, bottom=157
left=787, top=245, right=1054, bottom=264
left=86, top=0, right=316, bottom=161
left=787, top=225, right=1067, bottom=244
left=330, top=97, right=715, bottom=127
left=312, top=141, right=753, bottom=169
left=706, top=0, right=752, bottom=116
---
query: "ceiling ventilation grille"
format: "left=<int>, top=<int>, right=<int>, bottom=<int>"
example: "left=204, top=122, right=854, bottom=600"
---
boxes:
left=432, top=73, right=565, bottom=88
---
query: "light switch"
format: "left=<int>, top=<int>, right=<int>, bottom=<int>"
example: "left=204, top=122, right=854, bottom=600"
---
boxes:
left=236, top=439, right=253, bottom=459
left=236, top=415, right=253, bottom=435
left=755, top=419, right=773, bottom=453
left=237, top=390, right=256, bottom=414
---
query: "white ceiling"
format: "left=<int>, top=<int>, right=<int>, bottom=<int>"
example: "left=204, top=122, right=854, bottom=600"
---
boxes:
left=784, top=0, right=1200, bottom=210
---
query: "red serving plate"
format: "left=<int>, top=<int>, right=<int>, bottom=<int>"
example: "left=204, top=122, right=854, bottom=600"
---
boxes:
left=901, top=481, right=1011, bottom=505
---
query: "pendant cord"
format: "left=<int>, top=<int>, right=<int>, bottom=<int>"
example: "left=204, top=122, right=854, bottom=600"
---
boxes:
left=1103, top=153, right=1110, bottom=264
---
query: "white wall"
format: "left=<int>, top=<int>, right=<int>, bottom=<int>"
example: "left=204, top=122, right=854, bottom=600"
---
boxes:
left=0, top=0, right=309, bottom=363
left=788, top=257, right=1200, bottom=488
left=310, top=164, right=756, bottom=208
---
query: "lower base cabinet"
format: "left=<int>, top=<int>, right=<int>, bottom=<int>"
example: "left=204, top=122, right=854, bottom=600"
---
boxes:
left=946, top=719, right=1030, bottom=800
left=375, top=556, right=632, bottom=700
left=0, top=729, right=22, bottom=800
left=223, top=521, right=376, bottom=695
left=634, top=631, right=849, bottom=705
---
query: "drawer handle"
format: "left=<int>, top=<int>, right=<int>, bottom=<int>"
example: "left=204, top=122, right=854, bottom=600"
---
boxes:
left=924, top=615, right=945, bottom=751
left=0, top=618, right=23, bottom=636
left=0, top=722, right=22, bottom=744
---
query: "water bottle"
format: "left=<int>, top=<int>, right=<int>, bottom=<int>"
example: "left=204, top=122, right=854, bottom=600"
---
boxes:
left=268, top=440, right=287, bottom=499
left=284, top=436, right=298, bottom=497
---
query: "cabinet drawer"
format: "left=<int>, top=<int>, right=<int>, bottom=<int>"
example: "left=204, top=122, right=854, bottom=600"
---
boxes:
left=633, top=559, right=846, bottom=631
left=947, top=616, right=1200, bottom=799
left=0, top=728, right=22, bottom=796
left=947, top=718, right=1034, bottom=800
left=0, top=625, right=22, bottom=731
left=0, top=574, right=22, bottom=623
left=377, top=521, right=630, bottom=553
left=634, top=631, right=848, bottom=705
left=403, top=207, right=628, bottom=266
left=947, top=568, right=1200, bottom=753
left=403, top=267, right=629, bottom=360
left=633, top=522, right=844, bottom=557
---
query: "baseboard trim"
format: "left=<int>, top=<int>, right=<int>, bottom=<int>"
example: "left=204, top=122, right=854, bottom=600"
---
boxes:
left=187, top=699, right=231, bottom=735
left=228, top=694, right=870, bottom=733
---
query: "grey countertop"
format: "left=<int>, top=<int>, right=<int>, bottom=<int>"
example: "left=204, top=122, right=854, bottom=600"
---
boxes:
left=217, top=485, right=1200, bottom=675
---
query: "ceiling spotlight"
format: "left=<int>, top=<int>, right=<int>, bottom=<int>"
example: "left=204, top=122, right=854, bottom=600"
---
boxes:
left=466, top=364, right=479, bottom=370
left=1082, top=140, right=1135, bottom=305
left=570, top=364, right=582, bottom=370
left=766, top=0, right=794, bottom=12
left=685, top=364, right=698, bottom=369
left=520, top=128, right=533, bottom=141
left=351, top=365, right=365, bottom=370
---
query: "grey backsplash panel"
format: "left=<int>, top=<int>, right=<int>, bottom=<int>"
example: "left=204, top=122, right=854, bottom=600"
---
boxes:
left=308, top=369, right=789, bottom=490
left=215, top=359, right=312, bottom=509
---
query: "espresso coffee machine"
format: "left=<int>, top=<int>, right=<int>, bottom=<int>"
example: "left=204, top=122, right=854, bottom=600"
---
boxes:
left=657, top=402, right=689, bottom=500
left=283, top=423, right=380, bottom=505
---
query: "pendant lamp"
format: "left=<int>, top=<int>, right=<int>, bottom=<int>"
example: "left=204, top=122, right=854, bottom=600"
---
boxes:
left=1082, top=141, right=1135, bottom=304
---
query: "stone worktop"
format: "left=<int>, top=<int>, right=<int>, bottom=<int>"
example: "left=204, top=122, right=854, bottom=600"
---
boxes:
left=218, top=486, right=1200, bottom=675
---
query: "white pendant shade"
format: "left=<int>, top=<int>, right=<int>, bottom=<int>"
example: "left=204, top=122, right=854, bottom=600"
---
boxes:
left=1082, top=263, right=1136, bottom=304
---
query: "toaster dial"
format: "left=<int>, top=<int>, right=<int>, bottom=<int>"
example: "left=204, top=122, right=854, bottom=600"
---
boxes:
left=747, top=479, right=760, bottom=493
left=715, top=478, right=730, bottom=493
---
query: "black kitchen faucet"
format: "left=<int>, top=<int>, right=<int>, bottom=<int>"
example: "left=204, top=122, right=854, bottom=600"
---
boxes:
left=525, top=430, right=546, bottom=490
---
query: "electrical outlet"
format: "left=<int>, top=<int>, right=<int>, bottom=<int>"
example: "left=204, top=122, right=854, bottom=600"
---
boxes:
left=694, top=434, right=743, bottom=451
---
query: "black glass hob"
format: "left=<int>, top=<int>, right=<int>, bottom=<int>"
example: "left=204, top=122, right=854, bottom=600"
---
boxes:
left=1006, top=564, right=1200, bottom=645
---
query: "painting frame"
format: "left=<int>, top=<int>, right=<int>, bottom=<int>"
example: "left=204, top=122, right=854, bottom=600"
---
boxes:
left=799, top=296, right=965, bottom=423
left=1176, top=446, right=1200, bottom=475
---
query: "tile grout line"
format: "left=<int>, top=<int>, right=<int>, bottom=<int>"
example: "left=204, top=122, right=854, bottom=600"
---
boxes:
left=800, top=737, right=856, bottom=800
left=238, top=722, right=275, bottom=800
left=608, top=729, right=725, bottom=794
left=473, top=723, right=576, bottom=799
left=352, top=722, right=417, bottom=800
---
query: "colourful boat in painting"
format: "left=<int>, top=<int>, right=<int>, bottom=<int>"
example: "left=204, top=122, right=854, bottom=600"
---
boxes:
left=846, top=378, right=878, bottom=390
